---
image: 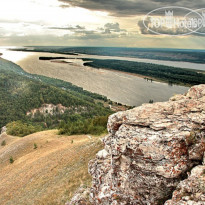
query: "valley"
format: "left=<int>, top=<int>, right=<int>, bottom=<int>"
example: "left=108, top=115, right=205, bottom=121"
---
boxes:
left=0, top=49, right=190, bottom=106
left=1, top=0, right=205, bottom=203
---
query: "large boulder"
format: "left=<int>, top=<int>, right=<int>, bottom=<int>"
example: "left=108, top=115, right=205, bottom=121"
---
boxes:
left=89, top=85, right=205, bottom=205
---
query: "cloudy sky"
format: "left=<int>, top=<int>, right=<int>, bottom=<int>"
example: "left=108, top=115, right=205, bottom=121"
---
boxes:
left=0, top=0, right=204, bottom=48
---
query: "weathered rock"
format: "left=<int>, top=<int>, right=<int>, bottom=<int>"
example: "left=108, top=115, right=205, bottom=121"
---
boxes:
left=165, top=155, right=205, bottom=205
left=27, top=103, right=87, bottom=117
left=88, top=85, right=205, bottom=205
left=66, top=186, right=91, bottom=205
left=1, top=126, right=6, bottom=135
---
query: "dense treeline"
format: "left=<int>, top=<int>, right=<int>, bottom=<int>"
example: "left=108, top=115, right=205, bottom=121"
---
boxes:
left=58, top=115, right=109, bottom=136
left=83, top=59, right=205, bottom=86
left=39, top=57, right=69, bottom=60
left=0, top=58, right=112, bottom=136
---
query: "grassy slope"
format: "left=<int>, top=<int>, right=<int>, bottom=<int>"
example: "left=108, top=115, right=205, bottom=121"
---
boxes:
left=0, top=57, right=108, bottom=205
left=0, top=130, right=103, bottom=205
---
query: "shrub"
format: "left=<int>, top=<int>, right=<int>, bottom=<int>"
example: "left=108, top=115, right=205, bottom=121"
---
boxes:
left=6, top=121, right=42, bottom=137
left=34, top=143, right=38, bottom=149
left=9, top=156, right=14, bottom=164
left=1, top=140, right=6, bottom=146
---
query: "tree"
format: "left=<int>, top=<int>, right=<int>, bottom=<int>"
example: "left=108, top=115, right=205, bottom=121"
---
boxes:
left=9, top=156, right=14, bottom=164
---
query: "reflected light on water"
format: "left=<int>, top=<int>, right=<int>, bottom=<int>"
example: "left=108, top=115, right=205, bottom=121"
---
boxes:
left=0, top=48, right=189, bottom=106
left=0, top=48, right=33, bottom=63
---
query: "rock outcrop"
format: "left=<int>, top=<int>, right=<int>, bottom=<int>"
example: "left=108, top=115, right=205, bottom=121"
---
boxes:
left=68, top=84, right=205, bottom=205
left=26, top=104, right=68, bottom=117
left=1, top=126, right=7, bottom=135
left=89, top=85, right=205, bottom=205
left=26, top=103, right=87, bottom=117
left=66, top=186, right=91, bottom=205
left=165, top=157, right=205, bottom=205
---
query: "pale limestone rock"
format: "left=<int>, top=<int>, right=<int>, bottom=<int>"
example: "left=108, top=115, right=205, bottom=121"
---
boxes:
left=68, top=85, right=205, bottom=205
left=1, top=126, right=6, bottom=134
left=89, top=85, right=205, bottom=205
left=97, top=149, right=109, bottom=159
left=164, top=164, right=205, bottom=205
left=65, top=186, right=90, bottom=205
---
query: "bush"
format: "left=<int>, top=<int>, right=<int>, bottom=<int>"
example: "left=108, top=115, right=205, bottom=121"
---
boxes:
left=9, top=156, right=14, bottom=164
left=6, top=121, right=42, bottom=137
left=34, top=143, right=38, bottom=149
left=1, top=140, right=6, bottom=146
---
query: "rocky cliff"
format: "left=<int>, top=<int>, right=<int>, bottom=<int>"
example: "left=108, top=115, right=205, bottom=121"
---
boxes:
left=69, top=85, right=205, bottom=205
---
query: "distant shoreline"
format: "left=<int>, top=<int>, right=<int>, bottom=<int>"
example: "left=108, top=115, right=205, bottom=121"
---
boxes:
left=0, top=49, right=189, bottom=106
left=9, top=47, right=205, bottom=72
left=10, top=47, right=205, bottom=65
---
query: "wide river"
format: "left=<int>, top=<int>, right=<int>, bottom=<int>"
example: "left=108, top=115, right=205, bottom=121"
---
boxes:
left=0, top=49, right=191, bottom=106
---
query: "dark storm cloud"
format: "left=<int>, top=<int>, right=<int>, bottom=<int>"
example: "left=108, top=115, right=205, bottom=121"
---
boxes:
left=59, top=0, right=152, bottom=16
left=59, top=0, right=205, bottom=16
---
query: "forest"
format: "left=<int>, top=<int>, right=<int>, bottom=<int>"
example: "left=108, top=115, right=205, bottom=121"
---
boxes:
left=83, top=59, right=205, bottom=86
left=0, top=58, right=112, bottom=137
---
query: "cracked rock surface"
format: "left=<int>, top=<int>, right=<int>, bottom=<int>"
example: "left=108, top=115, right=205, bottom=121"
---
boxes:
left=66, top=186, right=91, bottom=205
left=164, top=158, right=205, bottom=205
left=88, top=85, right=205, bottom=205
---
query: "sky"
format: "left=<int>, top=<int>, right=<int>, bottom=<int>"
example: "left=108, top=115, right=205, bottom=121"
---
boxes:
left=0, top=0, right=204, bottom=48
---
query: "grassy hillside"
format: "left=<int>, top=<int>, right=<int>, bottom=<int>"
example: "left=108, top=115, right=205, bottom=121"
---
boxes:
left=0, top=130, right=103, bottom=205
left=0, top=57, right=25, bottom=74
left=0, top=58, right=112, bottom=135
left=0, top=57, right=110, bottom=205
